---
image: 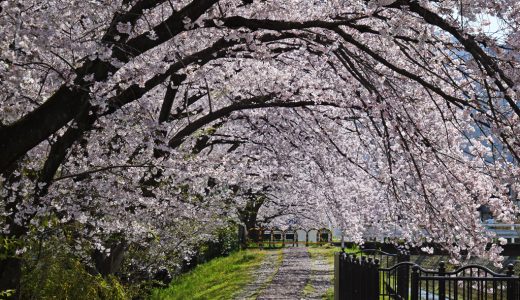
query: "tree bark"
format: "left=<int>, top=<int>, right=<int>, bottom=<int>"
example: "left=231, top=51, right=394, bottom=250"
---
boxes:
left=92, top=241, right=127, bottom=277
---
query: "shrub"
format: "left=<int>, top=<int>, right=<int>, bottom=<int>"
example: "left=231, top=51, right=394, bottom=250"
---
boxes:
left=18, top=232, right=127, bottom=300
left=21, top=254, right=127, bottom=300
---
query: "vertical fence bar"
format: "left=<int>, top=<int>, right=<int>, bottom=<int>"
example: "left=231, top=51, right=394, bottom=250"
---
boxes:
left=334, top=252, right=340, bottom=300
left=347, top=255, right=352, bottom=300
left=411, top=265, right=419, bottom=300
left=455, top=277, right=459, bottom=300
left=367, top=258, right=373, bottom=299
left=397, top=253, right=410, bottom=299
left=348, top=254, right=354, bottom=300
left=360, top=256, right=367, bottom=300
left=438, top=261, right=446, bottom=300
left=345, top=255, right=352, bottom=300
left=374, top=259, right=380, bottom=300
left=507, top=264, right=517, bottom=300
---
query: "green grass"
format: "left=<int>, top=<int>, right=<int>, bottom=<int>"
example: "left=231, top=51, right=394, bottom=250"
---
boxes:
left=308, top=245, right=358, bottom=265
left=245, top=249, right=283, bottom=300
left=306, top=245, right=360, bottom=299
left=303, top=280, right=316, bottom=296
left=150, top=250, right=266, bottom=300
left=324, top=288, right=334, bottom=300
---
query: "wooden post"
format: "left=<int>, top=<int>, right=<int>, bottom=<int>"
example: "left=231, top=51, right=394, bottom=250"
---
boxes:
left=259, top=228, right=263, bottom=250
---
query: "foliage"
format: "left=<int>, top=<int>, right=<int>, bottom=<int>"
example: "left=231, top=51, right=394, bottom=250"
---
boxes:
left=193, top=225, right=240, bottom=265
left=0, top=236, right=21, bottom=260
left=20, top=251, right=126, bottom=300
left=114, top=224, right=240, bottom=299
left=0, top=289, right=16, bottom=299
left=11, top=225, right=127, bottom=300
left=1, top=222, right=127, bottom=299
left=150, top=249, right=266, bottom=300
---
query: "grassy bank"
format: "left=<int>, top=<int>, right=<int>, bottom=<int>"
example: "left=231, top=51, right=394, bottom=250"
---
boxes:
left=150, top=249, right=266, bottom=300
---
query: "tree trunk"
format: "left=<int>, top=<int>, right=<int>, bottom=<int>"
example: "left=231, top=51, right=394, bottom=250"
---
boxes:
left=238, top=224, right=247, bottom=249
left=92, top=241, right=127, bottom=277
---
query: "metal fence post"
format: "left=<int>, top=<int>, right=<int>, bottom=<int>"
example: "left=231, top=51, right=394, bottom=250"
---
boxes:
left=373, top=259, right=380, bottom=300
left=438, top=261, right=446, bottom=300
left=397, top=253, right=410, bottom=299
left=360, top=256, right=367, bottom=300
left=344, top=254, right=351, bottom=300
left=351, top=256, right=359, bottom=299
left=507, top=264, right=517, bottom=300
left=334, top=252, right=341, bottom=300
left=411, top=265, right=419, bottom=300
left=366, top=257, right=374, bottom=299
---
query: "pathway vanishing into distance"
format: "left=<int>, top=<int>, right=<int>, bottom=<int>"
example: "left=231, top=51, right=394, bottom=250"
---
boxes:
left=235, top=247, right=333, bottom=300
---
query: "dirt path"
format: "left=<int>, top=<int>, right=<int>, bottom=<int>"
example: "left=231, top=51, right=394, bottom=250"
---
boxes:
left=305, top=251, right=334, bottom=299
left=255, top=247, right=312, bottom=300
left=233, top=249, right=282, bottom=300
left=235, top=247, right=334, bottom=300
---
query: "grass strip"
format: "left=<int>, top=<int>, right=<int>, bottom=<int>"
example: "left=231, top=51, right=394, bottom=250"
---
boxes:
left=150, top=249, right=266, bottom=300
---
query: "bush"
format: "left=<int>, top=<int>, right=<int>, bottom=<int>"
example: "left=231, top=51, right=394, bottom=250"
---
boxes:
left=200, top=225, right=240, bottom=261
left=18, top=232, right=127, bottom=300
left=183, top=225, right=240, bottom=270
left=21, top=254, right=127, bottom=300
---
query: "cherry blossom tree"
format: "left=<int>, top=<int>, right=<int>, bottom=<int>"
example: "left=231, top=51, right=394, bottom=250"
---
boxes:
left=1, top=0, right=520, bottom=295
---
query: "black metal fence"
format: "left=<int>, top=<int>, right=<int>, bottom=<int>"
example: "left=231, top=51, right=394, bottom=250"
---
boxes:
left=335, top=250, right=520, bottom=300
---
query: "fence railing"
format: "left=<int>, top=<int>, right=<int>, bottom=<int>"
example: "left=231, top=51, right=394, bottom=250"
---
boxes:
left=484, top=223, right=520, bottom=244
left=335, top=250, right=520, bottom=300
left=246, top=227, right=333, bottom=248
left=362, top=223, right=520, bottom=244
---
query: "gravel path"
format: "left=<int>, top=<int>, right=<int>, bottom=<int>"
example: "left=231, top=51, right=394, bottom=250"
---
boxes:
left=235, top=247, right=334, bottom=300
left=234, top=250, right=281, bottom=300
left=256, top=247, right=312, bottom=300
left=305, top=252, right=334, bottom=299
